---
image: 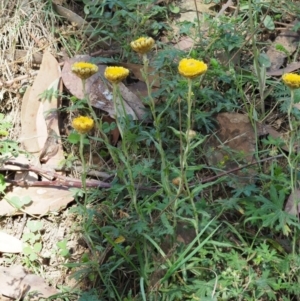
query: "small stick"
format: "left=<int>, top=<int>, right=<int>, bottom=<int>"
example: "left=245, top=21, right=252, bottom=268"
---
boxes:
left=5, top=160, right=111, bottom=188
left=5, top=154, right=284, bottom=191
left=196, top=154, right=284, bottom=185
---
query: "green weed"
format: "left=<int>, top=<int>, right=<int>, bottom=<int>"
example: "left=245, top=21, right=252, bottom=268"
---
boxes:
left=3, top=0, right=300, bottom=300
left=62, top=1, right=300, bottom=298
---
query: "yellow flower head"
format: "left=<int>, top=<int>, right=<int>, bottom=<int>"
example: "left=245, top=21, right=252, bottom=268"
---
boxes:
left=104, top=66, right=129, bottom=84
left=186, top=129, right=197, bottom=140
left=114, top=236, right=125, bottom=244
left=178, top=58, right=208, bottom=79
left=282, top=73, right=300, bottom=89
left=130, top=37, right=155, bottom=54
left=72, top=116, right=94, bottom=134
left=71, top=62, right=98, bottom=80
left=172, top=177, right=181, bottom=186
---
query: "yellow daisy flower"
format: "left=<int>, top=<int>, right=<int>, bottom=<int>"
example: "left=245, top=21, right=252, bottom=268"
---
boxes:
left=178, top=58, right=208, bottom=79
left=130, top=37, right=155, bottom=54
left=282, top=73, right=300, bottom=89
left=172, top=177, right=181, bottom=186
left=186, top=129, right=197, bottom=140
left=104, top=66, right=129, bottom=84
left=71, top=62, right=98, bottom=80
left=114, top=236, right=125, bottom=244
left=72, top=116, right=94, bottom=134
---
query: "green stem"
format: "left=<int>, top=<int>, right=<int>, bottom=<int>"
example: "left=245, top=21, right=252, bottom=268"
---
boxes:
left=180, top=78, right=199, bottom=238
left=79, top=133, right=87, bottom=205
left=180, top=79, right=192, bottom=187
left=81, top=79, right=119, bottom=166
left=112, top=83, right=127, bottom=138
left=249, top=0, right=265, bottom=116
left=288, top=89, right=294, bottom=132
left=142, top=54, right=156, bottom=121
left=287, top=89, right=297, bottom=217
left=111, top=83, right=139, bottom=215
left=142, top=54, right=172, bottom=196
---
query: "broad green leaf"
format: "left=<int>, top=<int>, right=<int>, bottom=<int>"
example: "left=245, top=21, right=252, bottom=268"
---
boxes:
left=68, top=132, right=81, bottom=144
left=263, top=15, right=275, bottom=30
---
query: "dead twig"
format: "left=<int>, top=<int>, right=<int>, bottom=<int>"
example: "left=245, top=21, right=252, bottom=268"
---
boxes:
left=215, top=0, right=233, bottom=18
left=5, top=160, right=111, bottom=189
left=5, top=154, right=284, bottom=191
left=196, top=154, right=284, bottom=185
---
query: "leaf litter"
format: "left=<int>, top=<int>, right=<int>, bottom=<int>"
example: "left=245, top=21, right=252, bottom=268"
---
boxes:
left=0, top=50, right=74, bottom=217
left=0, top=0, right=300, bottom=299
left=0, top=1, right=94, bottom=297
left=0, top=232, right=22, bottom=253
left=62, top=55, right=147, bottom=120
left=0, top=265, right=57, bottom=300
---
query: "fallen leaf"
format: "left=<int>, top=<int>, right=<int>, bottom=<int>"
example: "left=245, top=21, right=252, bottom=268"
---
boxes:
left=266, top=61, right=300, bottom=76
left=127, top=81, right=149, bottom=98
left=204, top=116, right=288, bottom=184
left=118, top=82, right=147, bottom=120
left=40, top=77, right=65, bottom=169
left=118, top=62, right=160, bottom=88
left=0, top=232, right=22, bottom=253
left=215, top=0, right=233, bottom=18
left=204, top=112, right=257, bottom=184
left=0, top=265, right=57, bottom=299
left=285, top=189, right=300, bottom=216
left=20, top=50, right=61, bottom=153
left=174, top=36, right=195, bottom=51
left=88, top=75, right=137, bottom=119
left=1, top=186, right=74, bottom=216
left=10, top=51, right=72, bottom=216
left=62, top=55, right=147, bottom=120
left=180, top=0, right=216, bottom=15
left=102, top=115, right=120, bottom=145
left=266, top=20, right=300, bottom=72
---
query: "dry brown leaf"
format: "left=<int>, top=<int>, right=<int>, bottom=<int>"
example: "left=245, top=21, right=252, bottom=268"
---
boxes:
left=20, top=50, right=61, bottom=153
left=294, top=102, right=300, bottom=110
left=0, top=232, right=23, bottom=253
left=285, top=189, right=300, bottom=216
left=266, top=61, right=300, bottom=76
left=174, top=36, right=195, bottom=50
left=2, top=186, right=74, bottom=216
left=89, top=75, right=137, bottom=119
left=118, top=82, right=148, bottom=120
left=40, top=77, right=65, bottom=169
left=215, top=0, right=233, bottom=18
left=127, top=81, right=149, bottom=98
left=266, top=20, right=300, bottom=72
left=118, top=62, right=160, bottom=88
left=0, top=265, right=57, bottom=299
left=62, top=55, right=147, bottom=120
left=180, top=0, right=216, bottom=15
left=204, top=115, right=291, bottom=183
left=10, top=51, right=72, bottom=217
left=2, top=155, right=38, bottom=183
left=102, top=115, right=120, bottom=145
left=204, top=112, right=257, bottom=183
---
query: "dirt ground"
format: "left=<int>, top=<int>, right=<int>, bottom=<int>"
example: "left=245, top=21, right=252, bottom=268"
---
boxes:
left=0, top=0, right=95, bottom=293
left=0, top=205, right=90, bottom=288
